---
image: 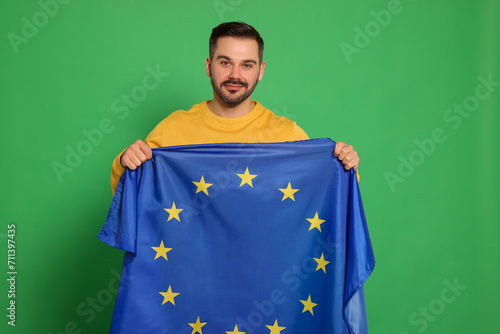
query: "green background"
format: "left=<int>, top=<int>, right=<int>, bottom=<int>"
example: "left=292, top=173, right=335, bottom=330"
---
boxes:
left=1, top=0, right=499, bottom=333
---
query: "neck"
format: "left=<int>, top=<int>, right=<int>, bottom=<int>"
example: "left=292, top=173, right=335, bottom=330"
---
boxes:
left=207, top=96, right=255, bottom=118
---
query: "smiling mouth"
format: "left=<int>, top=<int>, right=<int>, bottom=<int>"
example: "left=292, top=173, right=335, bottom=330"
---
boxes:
left=225, top=84, right=243, bottom=91
left=222, top=80, right=247, bottom=92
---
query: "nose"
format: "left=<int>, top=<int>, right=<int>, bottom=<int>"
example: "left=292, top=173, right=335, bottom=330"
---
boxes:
left=228, top=66, right=241, bottom=79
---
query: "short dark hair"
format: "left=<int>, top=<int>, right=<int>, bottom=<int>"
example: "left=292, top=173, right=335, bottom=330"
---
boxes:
left=209, top=21, right=264, bottom=62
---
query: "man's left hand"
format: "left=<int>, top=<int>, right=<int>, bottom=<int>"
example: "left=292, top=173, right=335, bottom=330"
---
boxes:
left=334, top=141, right=359, bottom=172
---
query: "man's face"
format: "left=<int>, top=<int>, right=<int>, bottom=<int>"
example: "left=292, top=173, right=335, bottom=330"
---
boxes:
left=206, top=36, right=266, bottom=106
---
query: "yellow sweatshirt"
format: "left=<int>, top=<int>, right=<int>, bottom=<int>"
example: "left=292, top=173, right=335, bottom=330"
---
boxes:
left=111, top=100, right=309, bottom=193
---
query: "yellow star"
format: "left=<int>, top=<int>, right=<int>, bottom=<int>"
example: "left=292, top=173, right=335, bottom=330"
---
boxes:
left=306, top=212, right=325, bottom=232
left=226, top=324, right=245, bottom=334
left=279, top=182, right=299, bottom=201
left=159, top=285, right=179, bottom=305
left=300, top=295, right=317, bottom=315
left=237, top=167, right=257, bottom=187
left=192, top=176, right=213, bottom=195
left=314, top=253, right=330, bottom=273
left=188, top=316, right=207, bottom=334
left=266, top=319, right=286, bottom=333
left=164, top=202, right=183, bottom=222
left=151, top=240, right=172, bottom=261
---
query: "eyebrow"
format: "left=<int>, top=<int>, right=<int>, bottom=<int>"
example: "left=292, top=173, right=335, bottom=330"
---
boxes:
left=216, top=55, right=257, bottom=64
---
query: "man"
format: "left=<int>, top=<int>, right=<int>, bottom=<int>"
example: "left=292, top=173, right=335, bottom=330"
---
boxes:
left=111, top=21, right=359, bottom=194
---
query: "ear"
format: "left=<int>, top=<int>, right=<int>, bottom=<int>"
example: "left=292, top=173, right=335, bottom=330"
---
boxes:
left=258, top=61, right=266, bottom=81
left=205, top=57, right=211, bottom=77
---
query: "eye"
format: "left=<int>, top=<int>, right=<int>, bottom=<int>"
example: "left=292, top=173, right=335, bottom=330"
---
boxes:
left=221, top=61, right=230, bottom=66
left=243, top=64, right=253, bottom=69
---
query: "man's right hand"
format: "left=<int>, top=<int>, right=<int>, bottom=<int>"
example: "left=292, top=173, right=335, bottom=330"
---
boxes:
left=120, top=140, right=153, bottom=170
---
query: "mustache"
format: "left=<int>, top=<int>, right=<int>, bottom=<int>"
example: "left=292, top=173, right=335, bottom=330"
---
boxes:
left=221, top=80, right=248, bottom=89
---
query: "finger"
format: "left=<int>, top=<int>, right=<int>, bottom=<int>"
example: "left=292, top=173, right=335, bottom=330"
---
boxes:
left=342, top=149, right=357, bottom=162
left=121, top=156, right=135, bottom=170
left=338, top=148, right=358, bottom=167
left=140, top=143, right=153, bottom=160
left=128, top=153, right=144, bottom=168
left=337, top=144, right=354, bottom=161
left=131, top=147, right=148, bottom=163
left=333, top=142, right=345, bottom=157
left=343, top=155, right=359, bottom=170
left=119, top=149, right=129, bottom=168
left=121, top=147, right=145, bottom=168
left=127, top=162, right=138, bottom=171
left=131, top=140, right=152, bottom=161
left=339, top=153, right=352, bottom=168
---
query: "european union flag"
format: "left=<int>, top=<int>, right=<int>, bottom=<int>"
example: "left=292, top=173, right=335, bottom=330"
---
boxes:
left=98, top=138, right=375, bottom=334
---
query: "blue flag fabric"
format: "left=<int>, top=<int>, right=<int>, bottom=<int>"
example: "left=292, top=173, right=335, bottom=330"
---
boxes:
left=98, top=138, right=375, bottom=334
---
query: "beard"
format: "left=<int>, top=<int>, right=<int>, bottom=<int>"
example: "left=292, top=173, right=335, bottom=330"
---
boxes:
left=210, top=73, right=260, bottom=107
